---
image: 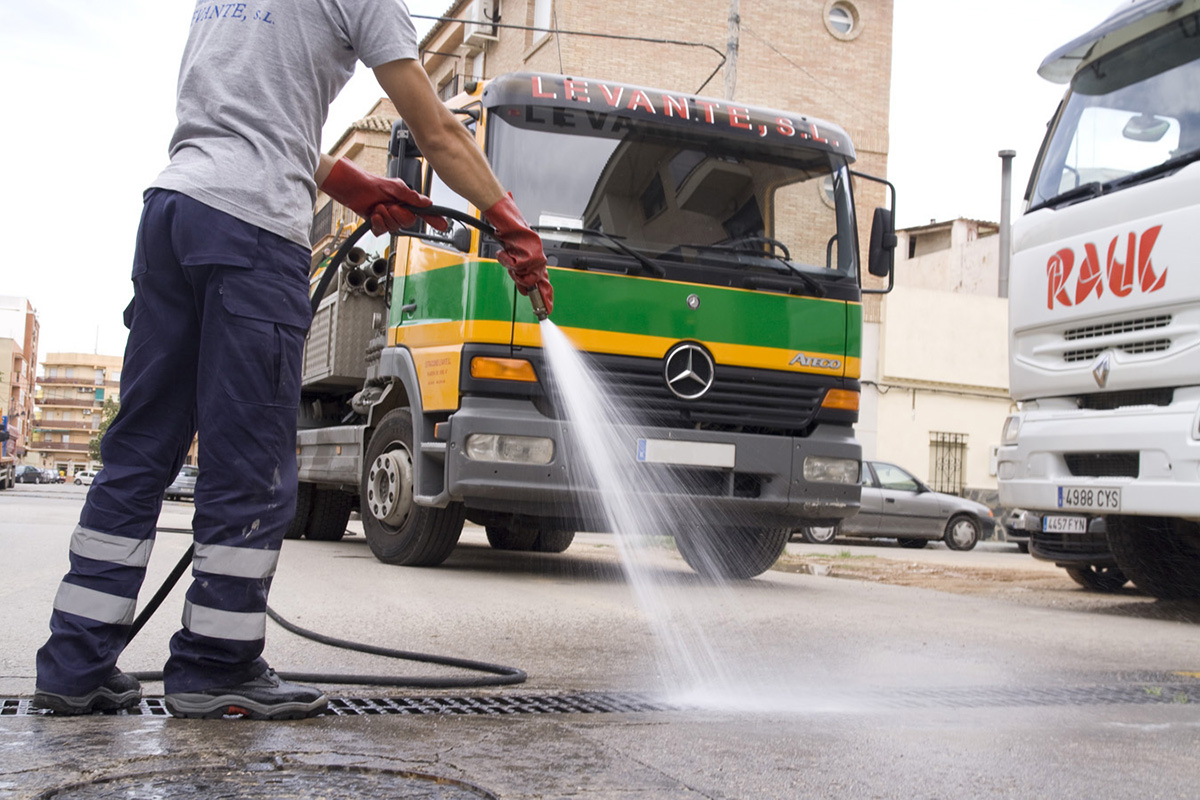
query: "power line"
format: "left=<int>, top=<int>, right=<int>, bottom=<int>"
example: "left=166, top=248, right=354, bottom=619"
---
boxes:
left=411, top=14, right=727, bottom=94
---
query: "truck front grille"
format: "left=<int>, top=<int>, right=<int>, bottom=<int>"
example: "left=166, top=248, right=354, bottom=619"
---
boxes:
left=572, top=353, right=833, bottom=436
left=1063, top=315, right=1172, bottom=341
left=1079, top=388, right=1174, bottom=410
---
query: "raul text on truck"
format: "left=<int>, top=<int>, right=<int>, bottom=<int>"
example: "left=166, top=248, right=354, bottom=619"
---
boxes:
left=291, top=72, right=898, bottom=579
left=997, top=0, right=1200, bottom=599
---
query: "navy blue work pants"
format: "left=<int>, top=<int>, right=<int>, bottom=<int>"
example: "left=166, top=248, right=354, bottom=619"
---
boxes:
left=36, top=189, right=312, bottom=695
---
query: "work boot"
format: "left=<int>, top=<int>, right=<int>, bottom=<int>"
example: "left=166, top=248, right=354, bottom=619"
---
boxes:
left=33, top=670, right=142, bottom=715
left=164, top=669, right=327, bottom=720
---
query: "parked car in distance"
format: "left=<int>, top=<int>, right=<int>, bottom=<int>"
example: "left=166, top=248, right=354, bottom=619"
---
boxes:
left=165, top=465, right=199, bottom=501
left=1022, top=510, right=1128, bottom=593
left=42, top=468, right=64, bottom=484
left=74, top=470, right=98, bottom=486
left=797, top=460, right=995, bottom=550
left=15, top=465, right=45, bottom=484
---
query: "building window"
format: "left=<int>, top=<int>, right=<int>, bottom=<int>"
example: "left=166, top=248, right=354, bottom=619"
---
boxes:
left=532, top=0, right=552, bottom=42
left=929, top=432, right=968, bottom=495
left=823, top=0, right=861, bottom=41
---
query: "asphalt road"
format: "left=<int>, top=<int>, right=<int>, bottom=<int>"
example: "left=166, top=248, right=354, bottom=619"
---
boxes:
left=3, top=484, right=1200, bottom=799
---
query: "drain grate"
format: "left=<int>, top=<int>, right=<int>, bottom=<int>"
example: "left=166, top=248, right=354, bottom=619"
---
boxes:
left=1, top=691, right=675, bottom=718
left=3, top=683, right=1197, bottom=717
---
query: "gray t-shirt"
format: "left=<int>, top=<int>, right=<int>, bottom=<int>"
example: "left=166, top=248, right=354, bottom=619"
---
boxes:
left=152, top=1, right=419, bottom=248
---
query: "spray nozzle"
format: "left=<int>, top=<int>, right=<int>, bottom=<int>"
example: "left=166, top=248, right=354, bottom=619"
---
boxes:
left=528, top=286, right=550, bottom=322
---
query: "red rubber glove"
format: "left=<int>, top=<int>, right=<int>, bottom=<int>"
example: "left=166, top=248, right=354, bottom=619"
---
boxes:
left=483, top=194, right=553, bottom=315
left=320, top=157, right=448, bottom=235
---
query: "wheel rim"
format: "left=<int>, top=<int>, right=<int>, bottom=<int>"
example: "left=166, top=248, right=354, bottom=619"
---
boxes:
left=948, top=518, right=976, bottom=548
left=809, top=526, right=837, bottom=544
left=367, top=445, right=413, bottom=529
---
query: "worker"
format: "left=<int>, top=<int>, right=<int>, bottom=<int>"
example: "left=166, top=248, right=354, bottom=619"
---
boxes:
left=33, top=0, right=550, bottom=719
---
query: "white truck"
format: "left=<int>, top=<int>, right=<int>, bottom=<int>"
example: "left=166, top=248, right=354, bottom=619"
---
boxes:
left=997, top=0, right=1200, bottom=599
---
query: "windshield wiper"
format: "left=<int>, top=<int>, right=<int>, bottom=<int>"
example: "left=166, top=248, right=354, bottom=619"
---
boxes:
left=1029, top=181, right=1104, bottom=212
left=1106, top=148, right=1200, bottom=192
left=533, top=225, right=666, bottom=277
left=685, top=242, right=826, bottom=298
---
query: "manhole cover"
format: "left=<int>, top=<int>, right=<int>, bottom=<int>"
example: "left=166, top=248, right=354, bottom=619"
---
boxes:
left=36, top=766, right=494, bottom=799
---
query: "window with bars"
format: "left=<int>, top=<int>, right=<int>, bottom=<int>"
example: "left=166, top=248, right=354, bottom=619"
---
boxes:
left=929, top=432, right=967, bottom=494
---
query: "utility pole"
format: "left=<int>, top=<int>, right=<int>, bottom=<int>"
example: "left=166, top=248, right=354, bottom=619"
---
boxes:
left=998, top=150, right=1016, bottom=299
left=724, top=0, right=740, bottom=100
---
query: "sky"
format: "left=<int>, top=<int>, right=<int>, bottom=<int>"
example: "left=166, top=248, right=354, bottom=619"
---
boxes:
left=1, top=0, right=1112, bottom=359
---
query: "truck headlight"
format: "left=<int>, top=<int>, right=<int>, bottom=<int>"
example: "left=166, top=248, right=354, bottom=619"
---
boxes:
left=1001, top=415, right=1022, bottom=446
left=803, top=456, right=860, bottom=484
left=465, top=433, right=554, bottom=465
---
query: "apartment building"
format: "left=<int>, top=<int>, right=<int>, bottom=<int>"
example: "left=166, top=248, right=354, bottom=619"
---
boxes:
left=0, top=296, right=40, bottom=461
left=31, top=353, right=122, bottom=475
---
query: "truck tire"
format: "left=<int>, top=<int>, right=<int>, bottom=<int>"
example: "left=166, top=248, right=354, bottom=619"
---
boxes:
left=284, top=482, right=314, bottom=540
left=533, top=528, right=575, bottom=553
left=485, top=525, right=539, bottom=551
left=675, top=527, right=790, bottom=580
left=361, top=408, right=464, bottom=566
left=1064, top=565, right=1128, bottom=593
left=305, top=488, right=353, bottom=541
left=1106, top=515, right=1200, bottom=600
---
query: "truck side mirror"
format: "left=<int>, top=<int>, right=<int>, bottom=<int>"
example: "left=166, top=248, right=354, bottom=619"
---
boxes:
left=387, top=120, right=424, bottom=190
left=868, top=206, right=897, bottom=278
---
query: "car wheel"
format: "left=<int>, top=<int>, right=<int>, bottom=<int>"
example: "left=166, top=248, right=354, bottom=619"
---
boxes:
left=1065, top=565, right=1129, bottom=593
left=897, top=538, right=928, bottom=549
left=943, top=514, right=980, bottom=551
left=799, top=525, right=839, bottom=544
left=74, top=478, right=82, bottom=485
left=1017, top=541, right=1030, bottom=554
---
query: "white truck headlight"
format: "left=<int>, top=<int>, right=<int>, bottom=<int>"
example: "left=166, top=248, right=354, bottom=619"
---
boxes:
left=1001, top=415, right=1022, bottom=446
left=803, top=456, right=860, bottom=484
left=465, top=433, right=554, bottom=465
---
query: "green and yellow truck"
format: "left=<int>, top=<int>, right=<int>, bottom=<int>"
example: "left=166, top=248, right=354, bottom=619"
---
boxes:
left=292, top=72, right=895, bottom=578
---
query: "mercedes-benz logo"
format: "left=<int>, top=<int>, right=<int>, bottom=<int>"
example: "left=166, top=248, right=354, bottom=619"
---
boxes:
left=663, top=342, right=716, bottom=400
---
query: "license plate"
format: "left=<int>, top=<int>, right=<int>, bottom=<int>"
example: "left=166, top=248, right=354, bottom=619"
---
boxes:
left=636, top=438, right=735, bottom=469
left=1056, top=486, right=1121, bottom=512
left=1043, top=515, right=1087, bottom=534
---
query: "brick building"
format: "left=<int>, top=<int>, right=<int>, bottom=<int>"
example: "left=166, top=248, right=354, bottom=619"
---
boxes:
left=417, top=0, right=893, bottom=212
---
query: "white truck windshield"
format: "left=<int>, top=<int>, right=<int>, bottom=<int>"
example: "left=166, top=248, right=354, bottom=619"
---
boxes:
left=1029, top=19, right=1200, bottom=210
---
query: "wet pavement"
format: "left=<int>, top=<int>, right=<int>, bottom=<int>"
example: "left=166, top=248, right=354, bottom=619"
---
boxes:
left=3, top=485, right=1200, bottom=798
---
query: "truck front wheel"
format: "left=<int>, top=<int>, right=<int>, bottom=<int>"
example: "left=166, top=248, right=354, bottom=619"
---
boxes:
left=362, top=408, right=464, bottom=566
left=1106, top=515, right=1200, bottom=600
left=675, top=527, right=790, bottom=580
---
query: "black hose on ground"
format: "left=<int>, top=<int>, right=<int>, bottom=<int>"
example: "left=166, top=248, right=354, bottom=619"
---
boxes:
left=124, top=210, right=527, bottom=690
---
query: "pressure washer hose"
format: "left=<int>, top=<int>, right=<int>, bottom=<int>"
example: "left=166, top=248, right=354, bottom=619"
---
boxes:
left=125, top=206, right=543, bottom=689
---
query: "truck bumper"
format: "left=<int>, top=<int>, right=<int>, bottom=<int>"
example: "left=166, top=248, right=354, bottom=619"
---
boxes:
left=997, top=388, right=1200, bottom=521
left=444, top=396, right=861, bottom=529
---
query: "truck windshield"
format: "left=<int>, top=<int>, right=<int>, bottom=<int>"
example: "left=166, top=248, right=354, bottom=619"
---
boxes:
left=1028, top=17, right=1200, bottom=211
left=486, top=108, right=858, bottom=288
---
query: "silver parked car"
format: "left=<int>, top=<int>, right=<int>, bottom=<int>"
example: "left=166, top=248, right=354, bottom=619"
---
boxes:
left=164, top=465, right=199, bottom=501
left=798, top=460, right=995, bottom=550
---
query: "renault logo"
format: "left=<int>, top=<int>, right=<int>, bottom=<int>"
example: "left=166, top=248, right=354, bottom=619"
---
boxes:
left=1092, top=352, right=1111, bottom=388
left=664, top=342, right=716, bottom=400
